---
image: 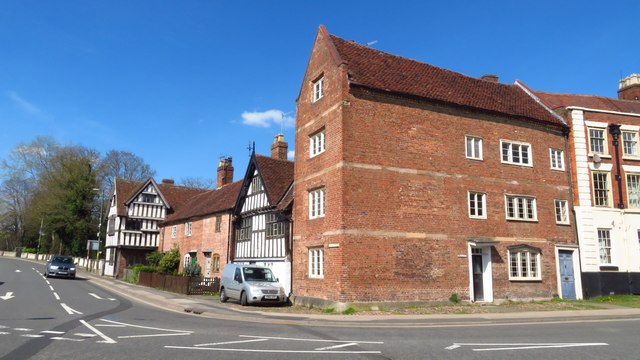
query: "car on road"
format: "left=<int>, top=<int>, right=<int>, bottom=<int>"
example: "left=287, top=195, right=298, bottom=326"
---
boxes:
left=219, top=264, right=286, bottom=306
left=44, top=256, right=76, bottom=279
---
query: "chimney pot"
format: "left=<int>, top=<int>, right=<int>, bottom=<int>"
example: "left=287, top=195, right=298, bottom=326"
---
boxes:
left=216, top=157, right=233, bottom=188
left=271, top=133, right=288, bottom=160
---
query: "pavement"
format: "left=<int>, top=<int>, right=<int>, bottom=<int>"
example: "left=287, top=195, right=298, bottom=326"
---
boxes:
left=76, top=268, right=640, bottom=327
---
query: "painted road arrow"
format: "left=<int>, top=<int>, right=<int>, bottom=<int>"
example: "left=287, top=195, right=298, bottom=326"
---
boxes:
left=0, top=292, right=14, bottom=300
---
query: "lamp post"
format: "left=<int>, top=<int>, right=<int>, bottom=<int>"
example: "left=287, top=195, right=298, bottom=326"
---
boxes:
left=92, top=188, right=105, bottom=258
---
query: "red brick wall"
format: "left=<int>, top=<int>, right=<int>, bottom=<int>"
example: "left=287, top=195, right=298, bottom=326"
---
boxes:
left=160, top=213, right=231, bottom=278
left=293, top=32, right=575, bottom=303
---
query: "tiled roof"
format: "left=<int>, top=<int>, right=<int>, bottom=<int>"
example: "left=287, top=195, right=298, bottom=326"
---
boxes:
left=534, top=91, right=640, bottom=114
left=114, top=179, right=143, bottom=217
left=163, top=181, right=242, bottom=224
left=255, top=154, right=294, bottom=207
left=156, top=183, right=209, bottom=213
left=114, top=178, right=209, bottom=217
left=323, top=27, right=563, bottom=126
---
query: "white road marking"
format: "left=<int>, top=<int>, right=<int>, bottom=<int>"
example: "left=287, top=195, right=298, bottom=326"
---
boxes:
left=49, top=285, right=54, bottom=291
left=195, top=339, right=268, bottom=347
left=41, top=331, right=65, bottom=334
left=315, top=342, right=358, bottom=351
left=60, top=303, right=83, bottom=315
left=99, top=319, right=192, bottom=335
left=446, top=342, right=609, bottom=352
left=53, top=292, right=60, bottom=300
left=79, top=320, right=116, bottom=344
left=0, top=326, right=7, bottom=329
left=21, top=334, right=44, bottom=338
left=15, top=270, right=21, bottom=273
left=0, top=292, right=15, bottom=300
left=239, top=335, right=383, bottom=344
left=108, top=298, right=116, bottom=301
left=51, top=337, right=84, bottom=342
left=13, top=328, right=32, bottom=332
left=89, top=293, right=103, bottom=300
left=94, top=324, right=126, bottom=328
left=165, top=346, right=381, bottom=354
left=74, top=333, right=98, bottom=338
left=0, top=332, right=10, bottom=335
left=119, top=333, right=192, bottom=339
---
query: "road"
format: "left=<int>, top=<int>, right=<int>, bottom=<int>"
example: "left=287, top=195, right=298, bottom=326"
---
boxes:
left=1, top=257, right=638, bottom=359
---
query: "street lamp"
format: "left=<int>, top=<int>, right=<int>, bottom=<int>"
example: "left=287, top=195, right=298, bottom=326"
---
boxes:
left=92, top=188, right=105, bottom=258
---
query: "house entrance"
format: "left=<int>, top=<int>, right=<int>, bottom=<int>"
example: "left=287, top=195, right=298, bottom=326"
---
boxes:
left=471, top=248, right=484, bottom=301
left=559, top=250, right=576, bottom=300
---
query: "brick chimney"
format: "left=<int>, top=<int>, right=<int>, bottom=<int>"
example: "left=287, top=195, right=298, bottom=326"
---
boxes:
left=216, top=157, right=233, bottom=188
left=618, top=74, right=640, bottom=101
left=161, top=179, right=175, bottom=185
left=270, top=133, right=288, bottom=160
left=480, top=74, right=499, bottom=82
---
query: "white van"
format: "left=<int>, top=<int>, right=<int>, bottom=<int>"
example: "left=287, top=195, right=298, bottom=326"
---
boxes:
left=219, top=264, right=287, bottom=306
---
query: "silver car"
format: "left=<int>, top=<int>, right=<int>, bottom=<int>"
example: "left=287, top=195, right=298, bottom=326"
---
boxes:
left=45, top=256, right=76, bottom=279
left=219, top=264, right=286, bottom=306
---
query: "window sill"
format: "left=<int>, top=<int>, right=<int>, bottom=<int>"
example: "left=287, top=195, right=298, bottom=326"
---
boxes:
left=500, top=162, right=533, bottom=168
left=506, top=218, right=538, bottom=223
left=509, top=278, right=542, bottom=282
left=622, top=156, right=640, bottom=161
left=555, top=222, right=571, bottom=226
left=465, top=157, right=483, bottom=161
left=589, top=153, right=611, bottom=159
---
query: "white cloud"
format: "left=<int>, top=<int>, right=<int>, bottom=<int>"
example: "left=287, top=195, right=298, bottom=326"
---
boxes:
left=287, top=150, right=295, bottom=160
left=6, top=91, right=42, bottom=115
left=241, top=109, right=295, bottom=128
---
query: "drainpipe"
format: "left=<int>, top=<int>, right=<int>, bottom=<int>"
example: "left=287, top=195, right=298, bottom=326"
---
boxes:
left=608, top=124, right=624, bottom=209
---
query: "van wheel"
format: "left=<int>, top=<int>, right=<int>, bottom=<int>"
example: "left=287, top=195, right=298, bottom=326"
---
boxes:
left=240, top=291, right=248, bottom=306
left=220, top=288, right=228, bottom=303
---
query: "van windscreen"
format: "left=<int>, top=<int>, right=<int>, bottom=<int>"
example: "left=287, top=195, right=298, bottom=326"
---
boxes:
left=243, top=267, right=276, bottom=282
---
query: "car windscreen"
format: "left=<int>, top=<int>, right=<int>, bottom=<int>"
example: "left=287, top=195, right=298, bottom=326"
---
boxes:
left=53, top=257, right=73, bottom=264
left=242, top=267, right=276, bottom=282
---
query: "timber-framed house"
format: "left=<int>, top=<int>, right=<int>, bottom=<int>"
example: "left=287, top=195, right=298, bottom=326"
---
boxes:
left=231, top=134, right=294, bottom=295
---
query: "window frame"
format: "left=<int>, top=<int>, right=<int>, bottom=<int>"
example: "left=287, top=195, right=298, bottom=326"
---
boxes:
left=592, top=171, right=612, bottom=207
left=312, top=76, right=324, bottom=102
left=185, top=222, right=192, bottom=237
left=215, top=216, right=222, bottom=233
left=508, top=248, right=542, bottom=281
left=468, top=191, right=487, bottom=219
left=549, top=148, right=565, bottom=171
left=171, top=225, right=177, bottom=238
left=588, top=127, right=608, bottom=155
left=309, top=129, right=326, bottom=158
left=627, top=173, right=640, bottom=209
left=309, top=187, right=326, bottom=219
left=598, top=228, right=613, bottom=265
left=504, top=195, right=537, bottom=222
left=622, top=130, right=639, bottom=157
left=465, top=135, right=483, bottom=160
left=308, top=247, right=324, bottom=278
left=554, top=199, right=570, bottom=225
left=266, top=213, right=286, bottom=238
left=500, top=140, right=532, bottom=167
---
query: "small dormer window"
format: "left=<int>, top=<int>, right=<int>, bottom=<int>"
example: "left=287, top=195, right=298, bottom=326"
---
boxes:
left=313, top=76, right=324, bottom=102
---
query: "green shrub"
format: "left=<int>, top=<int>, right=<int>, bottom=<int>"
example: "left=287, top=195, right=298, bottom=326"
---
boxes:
left=449, top=293, right=460, bottom=304
left=146, top=251, right=163, bottom=267
left=322, top=307, right=336, bottom=313
left=133, top=265, right=156, bottom=273
left=158, top=247, right=180, bottom=275
left=183, top=262, right=202, bottom=277
left=341, top=307, right=356, bottom=315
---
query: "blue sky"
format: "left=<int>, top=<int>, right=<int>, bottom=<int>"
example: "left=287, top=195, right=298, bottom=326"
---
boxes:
left=1, top=1, right=638, bottom=184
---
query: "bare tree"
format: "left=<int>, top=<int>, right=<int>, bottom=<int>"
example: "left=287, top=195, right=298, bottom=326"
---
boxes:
left=179, top=177, right=214, bottom=189
left=98, top=150, right=156, bottom=191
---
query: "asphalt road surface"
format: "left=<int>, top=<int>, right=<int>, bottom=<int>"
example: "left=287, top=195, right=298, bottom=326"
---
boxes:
left=1, top=257, right=638, bottom=359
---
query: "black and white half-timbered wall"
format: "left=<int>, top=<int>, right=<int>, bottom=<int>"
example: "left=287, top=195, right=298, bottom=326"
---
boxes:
left=232, top=138, right=294, bottom=295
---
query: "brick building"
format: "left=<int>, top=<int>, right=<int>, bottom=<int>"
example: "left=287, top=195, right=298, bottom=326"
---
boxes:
left=531, top=74, right=640, bottom=297
left=159, top=158, right=241, bottom=278
left=291, top=26, right=579, bottom=305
